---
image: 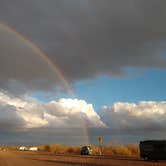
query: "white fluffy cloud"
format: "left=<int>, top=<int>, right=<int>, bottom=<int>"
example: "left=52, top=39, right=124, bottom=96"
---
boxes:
left=0, top=92, right=106, bottom=130
left=102, top=101, right=166, bottom=131
left=1, top=92, right=166, bottom=133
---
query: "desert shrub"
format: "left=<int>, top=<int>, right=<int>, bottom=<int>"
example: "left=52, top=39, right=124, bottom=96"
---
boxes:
left=72, top=146, right=81, bottom=154
left=13, top=142, right=139, bottom=157
left=66, top=147, right=75, bottom=154
left=105, top=144, right=132, bottom=156
left=43, top=144, right=51, bottom=152
left=90, top=145, right=99, bottom=155
left=103, top=146, right=113, bottom=155
left=52, top=144, right=68, bottom=154
left=126, top=144, right=139, bottom=156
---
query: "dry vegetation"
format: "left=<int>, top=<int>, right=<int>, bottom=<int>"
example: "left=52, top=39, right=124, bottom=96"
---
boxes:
left=102, top=144, right=139, bottom=157
left=38, top=144, right=82, bottom=155
left=0, top=143, right=139, bottom=157
left=37, top=143, right=139, bottom=157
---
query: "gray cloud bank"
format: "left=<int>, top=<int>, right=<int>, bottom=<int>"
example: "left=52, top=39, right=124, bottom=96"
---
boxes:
left=102, top=101, right=166, bottom=131
left=0, top=0, right=166, bottom=94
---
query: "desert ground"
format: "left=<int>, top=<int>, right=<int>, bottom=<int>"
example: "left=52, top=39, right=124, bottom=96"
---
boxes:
left=0, top=150, right=166, bottom=166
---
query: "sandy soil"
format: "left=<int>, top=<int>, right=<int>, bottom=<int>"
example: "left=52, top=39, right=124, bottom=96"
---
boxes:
left=0, top=150, right=166, bottom=166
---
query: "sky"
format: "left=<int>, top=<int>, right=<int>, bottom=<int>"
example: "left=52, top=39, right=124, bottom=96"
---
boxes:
left=0, top=0, right=166, bottom=145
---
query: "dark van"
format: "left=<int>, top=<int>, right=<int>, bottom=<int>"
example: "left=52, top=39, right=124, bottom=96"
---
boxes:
left=139, top=140, right=166, bottom=161
left=80, top=146, right=92, bottom=155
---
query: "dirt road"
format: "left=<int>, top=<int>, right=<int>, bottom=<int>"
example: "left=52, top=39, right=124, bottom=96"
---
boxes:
left=0, top=150, right=166, bottom=166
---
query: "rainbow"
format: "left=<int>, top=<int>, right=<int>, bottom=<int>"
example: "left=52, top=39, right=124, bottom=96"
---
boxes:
left=0, top=21, right=73, bottom=95
left=0, top=21, right=90, bottom=145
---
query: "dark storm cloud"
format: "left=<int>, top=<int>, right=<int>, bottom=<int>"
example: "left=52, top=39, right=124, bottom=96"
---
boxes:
left=0, top=0, right=166, bottom=93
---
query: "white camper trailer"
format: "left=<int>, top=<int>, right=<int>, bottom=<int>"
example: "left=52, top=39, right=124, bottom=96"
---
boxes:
left=29, top=147, right=38, bottom=151
left=19, top=146, right=28, bottom=151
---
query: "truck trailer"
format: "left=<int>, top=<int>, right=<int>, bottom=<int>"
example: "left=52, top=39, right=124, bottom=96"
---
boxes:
left=140, top=140, right=166, bottom=161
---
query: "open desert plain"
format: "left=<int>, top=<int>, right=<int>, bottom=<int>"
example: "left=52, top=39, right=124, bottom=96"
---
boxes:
left=0, top=150, right=166, bottom=166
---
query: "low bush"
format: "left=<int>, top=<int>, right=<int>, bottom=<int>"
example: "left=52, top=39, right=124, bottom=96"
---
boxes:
left=14, top=143, right=139, bottom=157
left=43, top=144, right=51, bottom=152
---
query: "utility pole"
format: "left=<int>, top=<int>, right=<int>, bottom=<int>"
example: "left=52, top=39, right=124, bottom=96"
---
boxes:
left=98, top=136, right=103, bottom=155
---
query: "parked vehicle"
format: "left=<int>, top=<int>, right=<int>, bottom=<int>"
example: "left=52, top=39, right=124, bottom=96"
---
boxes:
left=19, top=146, right=28, bottom=151
left=140, top=140, right=166, bottom=161
left=29, top=147, right=38, bottom=151
left=80, top=146, right=92, bottom=155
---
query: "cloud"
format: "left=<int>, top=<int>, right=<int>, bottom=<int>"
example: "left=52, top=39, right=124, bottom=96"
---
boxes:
left=0, top=0, right=166, bottom=94
left=1, top=91, right=166, bottom=143
left=0, top=23, right=63, bottom=95
left=0, top=104, right=24, bottom=130
left=0, top=92, right=106, bottom=130
left=102, top=101, right=166, bottom=131
left=2, top=90, right=166, bottom=134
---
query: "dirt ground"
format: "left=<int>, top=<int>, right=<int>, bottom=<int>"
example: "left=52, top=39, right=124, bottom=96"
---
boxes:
left=0, top=150, right=166, bottom=166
